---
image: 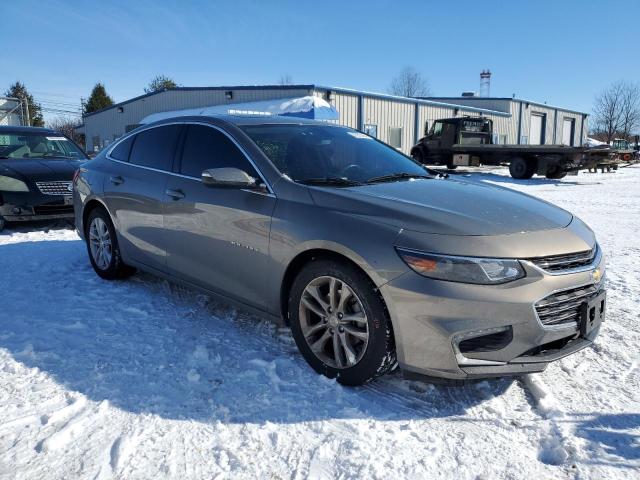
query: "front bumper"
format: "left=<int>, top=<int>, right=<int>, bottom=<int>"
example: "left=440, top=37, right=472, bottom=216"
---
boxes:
left=0, top=191, right=74, bottom=222
left=381, top=253, right=605, bottom=380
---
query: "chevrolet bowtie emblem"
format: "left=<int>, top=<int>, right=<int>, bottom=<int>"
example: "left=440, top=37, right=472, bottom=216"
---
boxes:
left=591, top=267, right=602, bottom=284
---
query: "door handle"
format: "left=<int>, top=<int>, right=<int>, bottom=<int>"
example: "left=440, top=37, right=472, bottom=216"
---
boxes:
left=109, top=175, right=124, bottom=185
left=165, top=188, right=185, bottom=200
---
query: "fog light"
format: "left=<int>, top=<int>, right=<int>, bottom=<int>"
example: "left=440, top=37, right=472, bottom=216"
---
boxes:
left=453, top=326, right=511, bottom=366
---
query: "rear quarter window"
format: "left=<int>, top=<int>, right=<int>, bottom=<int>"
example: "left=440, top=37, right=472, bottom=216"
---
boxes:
left=109, top=135, right=134, bottom=161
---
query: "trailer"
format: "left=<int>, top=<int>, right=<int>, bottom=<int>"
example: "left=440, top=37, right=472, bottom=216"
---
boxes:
left=410, top=117, right=610, bottom=179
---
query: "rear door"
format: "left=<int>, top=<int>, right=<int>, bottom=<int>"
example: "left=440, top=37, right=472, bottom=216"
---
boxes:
left=163, top=123, right=276, bottom=309
left=103, top=124, right=182, bottom=271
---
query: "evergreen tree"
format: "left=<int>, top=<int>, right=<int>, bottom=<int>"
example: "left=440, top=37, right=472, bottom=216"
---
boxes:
left=4, top=81, right=44, bottom=126
left=145, top=75, right=178, bottom=94
left=82, top=83, right=114, bottom=115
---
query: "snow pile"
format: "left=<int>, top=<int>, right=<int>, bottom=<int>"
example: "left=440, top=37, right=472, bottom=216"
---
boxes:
left=140, top=95, right=339, bottom=124
left=1, top=166, right=639, bottom=479
left=585, top=137, right=608, bottom=147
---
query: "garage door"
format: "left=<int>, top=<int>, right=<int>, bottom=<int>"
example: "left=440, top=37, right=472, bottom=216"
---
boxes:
left=562, top=118, right=575, bottom=146
left=529, top=113, right=545, bottom=145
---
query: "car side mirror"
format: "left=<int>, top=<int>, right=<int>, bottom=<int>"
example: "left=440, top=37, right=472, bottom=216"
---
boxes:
left=202, top=167, right=261, bottom=189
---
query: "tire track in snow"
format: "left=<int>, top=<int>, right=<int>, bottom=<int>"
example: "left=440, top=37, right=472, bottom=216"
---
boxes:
left=35, top=399, right=108, bottom=454
left=520, top=375, right=579, bottom=467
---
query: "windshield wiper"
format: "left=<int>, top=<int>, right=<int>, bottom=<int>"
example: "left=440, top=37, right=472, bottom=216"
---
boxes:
left=41, top=153, right=75, bottom=158
left=365, top=172, right=434, bottom=184
left=297, top=177, right=363, bottom=187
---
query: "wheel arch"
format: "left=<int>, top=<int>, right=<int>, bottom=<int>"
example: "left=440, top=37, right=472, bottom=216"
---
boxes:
left=279, top=247, right=390, bottom=326
left=82, top=197, right=111, bottom=236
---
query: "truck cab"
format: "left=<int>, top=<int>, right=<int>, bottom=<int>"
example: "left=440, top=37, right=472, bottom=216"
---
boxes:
left=413, top=117, right=493, bottom=168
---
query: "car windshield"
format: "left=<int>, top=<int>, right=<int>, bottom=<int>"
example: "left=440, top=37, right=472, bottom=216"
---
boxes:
left=241, top=124, right=431, bottom=185
left=0, top=131, right=87, bottom=160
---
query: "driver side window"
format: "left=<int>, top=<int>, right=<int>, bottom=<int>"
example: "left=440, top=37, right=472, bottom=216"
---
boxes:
left=432, top=122, right=444, bottom=137
left=179, top=124, right=258, bottom=179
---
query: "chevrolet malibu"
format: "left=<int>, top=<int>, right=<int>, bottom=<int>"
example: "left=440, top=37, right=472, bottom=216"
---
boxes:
left=74, top=115, right=606, bottom=385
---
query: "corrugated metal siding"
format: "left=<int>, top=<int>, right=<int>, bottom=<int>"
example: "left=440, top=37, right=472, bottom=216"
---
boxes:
left=84, top=88, right=313, bottom=151
left=363, top=98, right=415, bottom=154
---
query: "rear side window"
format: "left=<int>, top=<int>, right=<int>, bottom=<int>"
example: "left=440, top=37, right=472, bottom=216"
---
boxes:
left=180, top=125, right=258, bottom=178
left=129, top=125, right=181, bottom=171
left=110, top=135, right=134, bottom=161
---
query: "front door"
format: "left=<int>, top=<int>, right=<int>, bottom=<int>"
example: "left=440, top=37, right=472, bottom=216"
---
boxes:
left=163, top=124, right=276, bottom=309
left=562, top=118, right=575, bottom=146
left=102, top=124, right=182, bottom=271
left=529, top=113, right=546, bottom=145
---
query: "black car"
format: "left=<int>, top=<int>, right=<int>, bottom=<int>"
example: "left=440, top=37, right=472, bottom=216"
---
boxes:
left=0, top=126, right=88, bottom=231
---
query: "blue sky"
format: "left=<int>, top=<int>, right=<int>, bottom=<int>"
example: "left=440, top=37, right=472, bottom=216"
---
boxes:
left=2, top=0, right=638, bottom=122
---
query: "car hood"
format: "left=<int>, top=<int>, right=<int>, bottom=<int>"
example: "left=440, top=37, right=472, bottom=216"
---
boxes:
left=307, top=178, right=573, bottom=236
left=0, top=158, right=83, bottom=183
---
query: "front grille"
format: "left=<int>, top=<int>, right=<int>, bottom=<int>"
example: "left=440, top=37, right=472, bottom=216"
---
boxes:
left=528, top=246, right=597, bottom=273
left=535, top=284, right=601, bottom=327
left=36, top=181, right=73, bottom=196
left=33, top=204, right=74, bottom=215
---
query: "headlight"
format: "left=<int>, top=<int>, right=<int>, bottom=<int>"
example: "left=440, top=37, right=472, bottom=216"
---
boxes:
left=396, top=248, right=525, bottom=284
left=0, top=175, right=29, bottom=192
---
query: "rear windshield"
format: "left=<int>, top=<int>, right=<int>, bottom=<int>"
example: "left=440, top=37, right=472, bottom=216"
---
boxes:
left=0, top=131, right=87, bottom=160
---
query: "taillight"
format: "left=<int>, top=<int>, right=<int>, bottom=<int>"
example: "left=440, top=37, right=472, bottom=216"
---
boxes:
left=72, top=169, right=81, bottom=185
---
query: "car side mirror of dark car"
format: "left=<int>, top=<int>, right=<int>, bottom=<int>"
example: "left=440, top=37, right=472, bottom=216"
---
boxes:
left=201, top=167, right=262, bottom=190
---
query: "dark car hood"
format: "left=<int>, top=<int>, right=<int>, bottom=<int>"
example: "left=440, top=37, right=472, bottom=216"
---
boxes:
left=307, top=178, right=573, bottom=236
left=0, top=158, right=83, bottom=183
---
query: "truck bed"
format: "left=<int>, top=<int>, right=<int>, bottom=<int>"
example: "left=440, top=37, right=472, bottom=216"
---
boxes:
left=450, top=144, right=585, bottom=154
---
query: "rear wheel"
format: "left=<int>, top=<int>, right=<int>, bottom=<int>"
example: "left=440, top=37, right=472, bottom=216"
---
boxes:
left=545, top=166, right=568, bottom=179
left=509, top=157, right=535, bottom=179
left=85, top=207, right=135, bottom=280
left=288, top=259, right=396, bottom=385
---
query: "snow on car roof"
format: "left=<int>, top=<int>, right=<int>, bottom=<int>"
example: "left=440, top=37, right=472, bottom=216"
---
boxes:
left=140, top=95, right=339, bottom=124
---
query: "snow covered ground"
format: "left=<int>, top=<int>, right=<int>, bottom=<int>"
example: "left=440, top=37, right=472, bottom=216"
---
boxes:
left=1, top=166, right=639, bottom=480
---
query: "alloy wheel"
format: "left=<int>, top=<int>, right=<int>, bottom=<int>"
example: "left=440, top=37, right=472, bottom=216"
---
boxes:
left=298, top=275, right=369, bottom=369
left=89, top=217, right=113, bottom=270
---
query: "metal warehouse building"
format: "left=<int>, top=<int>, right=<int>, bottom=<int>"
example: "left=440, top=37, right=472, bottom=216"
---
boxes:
left=0, top=97, right=26, bottom=126
left=80, top=85, right=588, bottom=155
left=425, top=96, right=588, bottom=147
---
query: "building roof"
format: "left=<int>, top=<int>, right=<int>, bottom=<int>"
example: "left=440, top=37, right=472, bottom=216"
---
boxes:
left=82, top=84, right=512, bottom=119
left=422, top=96, right=588, bottom=116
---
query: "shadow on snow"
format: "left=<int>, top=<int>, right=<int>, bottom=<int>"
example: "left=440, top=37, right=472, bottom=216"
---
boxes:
left=1, top=238, right=511, bottom=425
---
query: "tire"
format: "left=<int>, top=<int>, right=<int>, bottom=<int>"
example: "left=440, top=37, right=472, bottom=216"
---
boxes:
left=288, top=259, right=396, bottom=386
left=509, top=157, right=535, bottom=179
left=545, top=167, right=568, bottom=179
left=0, top=216, right=5, bottom=232
left=85, top=207, right=135, bottom=280
left=411, top=148, right=424, bottom=164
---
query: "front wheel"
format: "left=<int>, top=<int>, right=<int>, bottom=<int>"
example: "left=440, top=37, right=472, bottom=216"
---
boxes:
left=85, top=207, right=135, bottom=280
left=288, top=259, right=396, bottom=385
left=411, top=148, right=424, bottom=164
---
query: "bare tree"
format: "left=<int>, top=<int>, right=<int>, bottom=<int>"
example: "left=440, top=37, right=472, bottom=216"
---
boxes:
left=47, top=116, right=84, bottom=147
left=278, top=74, right=293, bottom=85
left=620, top=83, right=640, bottom=140
left=593, top=81, right=640, bottom=142
left=388, top=67, right=431, bottom=97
